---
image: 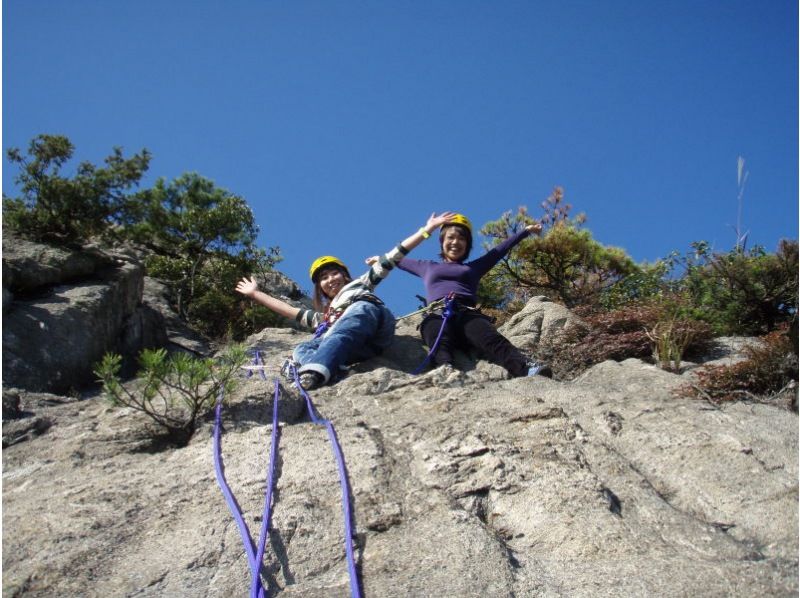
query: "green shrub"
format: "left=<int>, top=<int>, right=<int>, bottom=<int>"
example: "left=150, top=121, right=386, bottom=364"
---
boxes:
left=599, top=260, right=672, bottom=310
left=95, top=345, right=248, bottom=446
left=647, top=316, right=711, bottom=373
left=127, top=173, right=284, bottom=340
left=678, top=240, right=798, bottom=335
left=4, top=135, right=286, bottom=341
left=3, top=134, right=150, bottom=243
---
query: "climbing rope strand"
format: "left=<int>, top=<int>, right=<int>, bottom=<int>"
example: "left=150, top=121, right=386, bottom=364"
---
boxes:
left=214, top=349, right=276, bottom=598
left=255, top=350, right=268, bottom=380
left=216, top=353, right=361, bottom=598
left=324, top=421, right=360, bottom=596
left=250, top=378, right=281, bottom=598
left=212, top=391, right=261, bottom=579
left=291, top=365, right=362, bottom=598
left=411, top=294, right=455, bottom=375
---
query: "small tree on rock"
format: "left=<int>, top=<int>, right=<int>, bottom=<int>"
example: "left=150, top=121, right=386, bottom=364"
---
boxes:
left=95, top=345, right=248, bottom=446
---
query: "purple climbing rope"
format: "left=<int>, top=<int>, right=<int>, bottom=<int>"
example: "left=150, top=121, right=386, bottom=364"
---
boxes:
left=250, top=377, right=281, bottom=598
left=290, top=364, right=362, bottom=598
left=213, top=350, right=279, bottom=598
left=215, top=353, right=361, bottom=598
left=212, top=390, right=263, bottom=593
left=246, top=350, right=269, bottom=380
left=313, top=320, right=330, bottom=339
left=412, top=293, right=456, bottom=375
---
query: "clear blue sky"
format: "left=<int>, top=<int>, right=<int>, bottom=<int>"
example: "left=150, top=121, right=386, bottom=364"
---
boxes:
left=4, top=1, right=798, bottom=315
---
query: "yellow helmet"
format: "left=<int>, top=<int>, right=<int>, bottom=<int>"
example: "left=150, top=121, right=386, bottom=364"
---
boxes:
left=309, top=255, right=348, bottom=281
left=443, top=213, right=472, bottom=233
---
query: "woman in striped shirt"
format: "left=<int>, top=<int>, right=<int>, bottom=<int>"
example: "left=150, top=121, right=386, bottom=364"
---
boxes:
left=235, top=212, right=455, bottom=390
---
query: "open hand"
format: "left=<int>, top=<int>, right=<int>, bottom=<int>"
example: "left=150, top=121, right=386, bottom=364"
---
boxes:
left=426, top=211, right=458, bottom=230
left=365, top=255, right=379, bottom=266
left=526, top=222, right=543, bottom=235
left=235, top=276, right=258, bottom=297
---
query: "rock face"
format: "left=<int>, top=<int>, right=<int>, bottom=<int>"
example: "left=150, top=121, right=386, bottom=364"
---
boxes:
left=3, top=317, right=797, bottom=596
left=2, top=236, right=166, bottom=393
left=2, top=235, right=115, bottom=293
left=141, top=277, right=211, bottom=356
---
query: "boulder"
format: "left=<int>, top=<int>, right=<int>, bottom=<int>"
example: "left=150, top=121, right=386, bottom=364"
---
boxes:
left=2, top=234, right=115, bottom=293
left=141, top=277, right=211, bottom=356
left=2, top=258, right=147, bottom=392
left=1, top=236, right=175, bottom=393
left=498, top=295, right=585, bottom=351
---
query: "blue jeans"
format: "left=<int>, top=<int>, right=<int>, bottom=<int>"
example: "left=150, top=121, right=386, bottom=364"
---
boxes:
left=293, top=300, right=395, bottom=383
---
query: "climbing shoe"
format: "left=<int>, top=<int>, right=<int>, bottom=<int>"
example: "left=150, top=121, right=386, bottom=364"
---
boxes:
left=299, top=371, right=325, bottom=390
left=526, top=361, right=553, bottom=378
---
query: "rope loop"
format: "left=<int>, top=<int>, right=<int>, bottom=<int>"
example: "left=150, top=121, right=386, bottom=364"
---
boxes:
left=214, top=354, right=361, bottom=598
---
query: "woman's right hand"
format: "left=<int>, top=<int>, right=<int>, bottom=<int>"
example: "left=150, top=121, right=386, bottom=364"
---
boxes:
left=234, top=277, right=299, bottom=319
left=235, top=276, right=258, bottom=297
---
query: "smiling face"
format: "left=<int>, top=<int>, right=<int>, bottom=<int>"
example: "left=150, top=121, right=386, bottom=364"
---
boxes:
left=440, top=225, right=471, bottom=262
left=317, top=266, right=348, bottom=299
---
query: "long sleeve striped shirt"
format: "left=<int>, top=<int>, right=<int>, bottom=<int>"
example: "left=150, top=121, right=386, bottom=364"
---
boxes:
left=294, top=243, right=408, bottom=331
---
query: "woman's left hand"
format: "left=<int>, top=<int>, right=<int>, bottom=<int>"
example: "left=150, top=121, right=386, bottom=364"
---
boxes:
left=526, top=222, right=543, bottom=235
left=365, top=255, right=379, bottom=266
left=426, top=211, right=458, bottom=230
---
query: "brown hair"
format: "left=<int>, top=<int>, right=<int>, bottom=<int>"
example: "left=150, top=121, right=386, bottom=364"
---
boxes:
left=311, top=265, right=352, bottom=312
left=438, top=224, right=473, bottom=262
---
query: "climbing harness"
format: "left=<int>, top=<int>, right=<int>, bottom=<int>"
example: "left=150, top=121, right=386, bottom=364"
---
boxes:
left=215, top=351, right=362, bottom=598
left=313, top=295, right=387, bottom=339
left=411, top=293, right=456, bottom=375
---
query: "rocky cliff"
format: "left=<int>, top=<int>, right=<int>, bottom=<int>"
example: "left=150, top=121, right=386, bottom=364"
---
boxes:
left=3, top=305, right=798, bottom=596
left=3, top=327, right=798, bottom=597
left=2, top=235, right=166, bottom=392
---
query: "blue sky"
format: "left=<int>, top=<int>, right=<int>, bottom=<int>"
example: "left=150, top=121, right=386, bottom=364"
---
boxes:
left=4, top=1, right=798, bottom=315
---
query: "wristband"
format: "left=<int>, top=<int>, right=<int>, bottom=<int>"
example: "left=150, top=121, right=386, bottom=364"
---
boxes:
left=418, top=227, right=430, bottom=239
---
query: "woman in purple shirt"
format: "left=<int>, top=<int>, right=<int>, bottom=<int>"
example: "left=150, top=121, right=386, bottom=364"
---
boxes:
left=384, top=213, right=546, bottom=377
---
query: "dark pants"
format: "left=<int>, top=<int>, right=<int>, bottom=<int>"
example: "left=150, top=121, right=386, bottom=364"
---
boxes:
left=420, top=310, right=528, bottom=377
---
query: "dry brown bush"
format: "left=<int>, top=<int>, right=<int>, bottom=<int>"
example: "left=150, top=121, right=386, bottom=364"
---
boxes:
left=540, top=303, right=713, bottom=380
left=678, top=329, right=798, bottom=409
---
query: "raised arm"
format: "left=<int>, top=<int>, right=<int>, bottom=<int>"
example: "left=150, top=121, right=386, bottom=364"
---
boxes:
left=470, top=222, right=542, bottom=277
left=235, top=276, right=300, bottom=320
left=365, top=212, right=456, bottom=266
left=400, top=211, right=458, bottom=253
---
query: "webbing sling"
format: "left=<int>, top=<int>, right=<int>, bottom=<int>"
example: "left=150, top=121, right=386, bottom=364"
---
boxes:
left=411, top=293, right=456, bottom=374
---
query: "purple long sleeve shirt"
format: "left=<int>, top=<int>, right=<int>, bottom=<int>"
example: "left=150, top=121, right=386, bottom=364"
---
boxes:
left=397, top=229, right=531, bottom=304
